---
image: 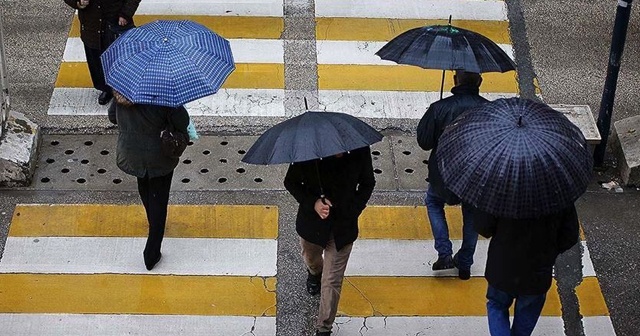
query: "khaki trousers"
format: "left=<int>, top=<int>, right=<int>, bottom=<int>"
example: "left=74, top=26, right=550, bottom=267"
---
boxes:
left=300, top=236, right=354, bottom=332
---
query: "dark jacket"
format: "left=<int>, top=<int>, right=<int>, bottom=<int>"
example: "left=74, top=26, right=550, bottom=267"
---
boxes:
left=416, top=84, right=488, bottom=204
left=64, top=0, right=140, bottom=49
left=284, top=146, right=376, bottom=251
left=473, top=205, right=580, bottom=295
left=114, top=103, right=190, bottom=178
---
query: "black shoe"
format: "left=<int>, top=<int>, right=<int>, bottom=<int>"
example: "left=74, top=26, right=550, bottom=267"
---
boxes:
left=453, top=253, right=471, bottom=280
left=315, top=331, right=331, bottom=336
left=145, top=252, right=162, bottom=271
left=98, top=91, right=113, bottom=105
left=306, top=270, right=321, bottom=295
left=432, top=255, right=454, bottom=271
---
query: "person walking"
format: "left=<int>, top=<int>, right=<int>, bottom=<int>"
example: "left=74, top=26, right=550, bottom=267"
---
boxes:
left=416, top=70, right=488, bottom=280
left=110, top=91, right=189, bottom=270
left=472, top=205, right=580, bottom=336
left=284, top=146, right=375, bottom=336
left=63, top=0, right=140, bottom=105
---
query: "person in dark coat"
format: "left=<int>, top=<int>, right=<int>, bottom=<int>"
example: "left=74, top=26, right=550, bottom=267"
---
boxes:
left=111, top=91, right=189, bottom=270
left=416, top=71, right=488, bottom=280
left=63, top=0, right=140, bottom=106
left=284, top=146, right=375, bottom=336
left=472, top=205, right=580, bottom=336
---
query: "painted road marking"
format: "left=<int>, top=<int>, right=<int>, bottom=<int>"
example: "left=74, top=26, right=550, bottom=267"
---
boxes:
left=0, top=237, right=276, bottom=276
left=337, top=276, right=607, bottom=317
left=0, top=203, right=279, bottom=335
left=9, top=204, right=278, bottom=238
left=330, top=316, right=615, bottom=336
left=0, top=315, right=276, bottom=336
left=315, top=0, right=509, bottom=20
left=346, top=240, right=596, bottom=277
left=0, top=274, right=276, bottom=315
left=131, top=0, right=284, bottom=16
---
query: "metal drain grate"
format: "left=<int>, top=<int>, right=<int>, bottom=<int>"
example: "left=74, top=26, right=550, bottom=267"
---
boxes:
left=32, top=135, right=430, bottom=191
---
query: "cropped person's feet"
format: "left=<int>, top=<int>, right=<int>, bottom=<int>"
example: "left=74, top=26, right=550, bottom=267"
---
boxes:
left=306, top=270, right=321, bottom=295
left=453, top=253, right=471, bottom=280
left=432, top=255, right=454, bottom=271
left=315, top=331, right=331, bottom=336
left=98, top=91, right=113, bottom=105
left=145, top=252, right=162, bottom=271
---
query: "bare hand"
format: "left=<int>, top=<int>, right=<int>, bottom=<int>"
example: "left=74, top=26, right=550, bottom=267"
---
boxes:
left=119, top=17, right=128, bottom=26
left=77, top=0, right=89, bottom=9
left=314, top=198, right=333, bottom=219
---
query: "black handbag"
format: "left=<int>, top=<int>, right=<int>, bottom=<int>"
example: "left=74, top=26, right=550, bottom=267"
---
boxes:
left=104, top=21, right=135, bottom=48
left=160, top=112, right=189, bottom=159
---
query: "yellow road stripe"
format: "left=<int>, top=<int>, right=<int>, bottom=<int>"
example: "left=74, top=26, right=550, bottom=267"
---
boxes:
left=70, top=15, right=283, bottom=39
left=338, top=276, right=607, bottom=317
left=55, top=62, right=284, bottom=89
left=359, top=206, right=586, bottom=240
left=359, top=205, right=462, bottom=240
left=0, top=274, right=276, bottom=316
left=316, top=18, right=511, bottom=44
left=10, top=204, right=278, bottom=239
left=318, top=65, right=519, bottom=92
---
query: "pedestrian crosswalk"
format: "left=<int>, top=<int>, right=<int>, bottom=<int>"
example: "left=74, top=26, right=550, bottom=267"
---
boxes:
left=49, top=0, right=523, bottom=119
left=334, top=205, right=616, bottom=336
left=0, top=204, right=278, bottom=335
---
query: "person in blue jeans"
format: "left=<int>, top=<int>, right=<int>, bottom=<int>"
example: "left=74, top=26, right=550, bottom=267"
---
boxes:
left=417, top=71, right=487, bottom=280
left=472, top=205, right=579, bottom=335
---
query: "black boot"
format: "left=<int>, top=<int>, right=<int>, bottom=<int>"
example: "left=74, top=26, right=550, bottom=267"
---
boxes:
left=306, top=270, right=321, bottom=295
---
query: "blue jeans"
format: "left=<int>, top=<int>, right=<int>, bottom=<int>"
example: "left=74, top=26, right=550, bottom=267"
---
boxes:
left=424, top=186, right=478, bottom=270
left=486, top=285, right=547, bottom=336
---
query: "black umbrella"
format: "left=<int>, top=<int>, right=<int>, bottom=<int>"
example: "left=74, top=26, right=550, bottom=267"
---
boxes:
left=437, top=98, right=593, bottom=219
left=241, top=111, right=383, bottom=165
left=375, top=21, right=516, bottom=98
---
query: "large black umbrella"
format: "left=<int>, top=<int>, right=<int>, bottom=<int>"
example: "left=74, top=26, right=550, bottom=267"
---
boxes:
left=375, top=23, right=516, bottom=98
left=241, top=111, right=383, bottom=165
left=437, top=98, right=593, bottom=219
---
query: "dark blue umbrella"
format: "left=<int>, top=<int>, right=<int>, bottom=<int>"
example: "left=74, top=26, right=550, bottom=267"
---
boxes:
left=241, top=111, right=383, bottom=165
left=375, top=23, right=516, bottom=98
left=437, top=98, right=593, bottom=219
left=376, top=24, right=516, bottom=73
left=101, top=20, right=235, bottom=107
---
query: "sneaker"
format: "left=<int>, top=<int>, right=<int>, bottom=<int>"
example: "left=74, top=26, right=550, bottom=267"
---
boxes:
left=315, top=331, right=331, bottom=336
left=432, top=255, right=454, bottom=271
left=306, top=270, right=321, bottom=295
left=453, top=253, right=471, bottom=280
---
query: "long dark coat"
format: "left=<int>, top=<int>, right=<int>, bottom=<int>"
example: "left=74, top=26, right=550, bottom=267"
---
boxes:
left=416, top=84, right=488, bottom=204
left=473, top=205, right=580, bottom=295
left=284, top=146, right=376, bottom=251
left=64, top=0, right=141, bottom=49
left=114, top=103, right=189, bottom=178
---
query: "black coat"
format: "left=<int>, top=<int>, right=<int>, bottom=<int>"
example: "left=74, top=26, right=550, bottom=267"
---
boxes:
left=115, top=103, right=190, bottom=178
left=473, top=205, right=580, bottom=295
left=64, top=0, right=141, bottom=49
left=416, top=84, right=488, bottom=204
left=284, top=146, right=376, bottom=251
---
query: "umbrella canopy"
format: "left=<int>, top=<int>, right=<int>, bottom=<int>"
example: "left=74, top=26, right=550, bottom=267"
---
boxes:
left=241, top=111, right=383, bottom=165
left=101, top=20, right=235, bottom=107
left=437, top=98, right=593, bottom=219
left=375, top=24, right=516, bottom=73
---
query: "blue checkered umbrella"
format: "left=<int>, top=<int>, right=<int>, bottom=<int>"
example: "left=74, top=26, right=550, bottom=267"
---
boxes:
left=437, top=98, right=593, bottom=219
left=101, top=20, right=235, bottom=107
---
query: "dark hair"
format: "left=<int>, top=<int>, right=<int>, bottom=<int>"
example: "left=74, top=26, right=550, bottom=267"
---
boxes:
left=454, top=71, right=482, bottom=86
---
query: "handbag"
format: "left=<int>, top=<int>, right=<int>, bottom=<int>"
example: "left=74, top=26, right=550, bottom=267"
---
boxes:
left=104, top=20, right=135, bottom=48
left=160, top=112, right=189, bottom=159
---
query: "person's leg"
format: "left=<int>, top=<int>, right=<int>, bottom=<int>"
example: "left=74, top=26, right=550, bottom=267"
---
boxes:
left=454, top=203, right=479, bottom=278
left=137, top=175, right=150, bottom=211
left=316, top=236, right=353, bottom=333
left=425, top=187, right=453, bottom=269
left=142, top=171, right=173, bottom=270
left=486, top=285, right=514, bottom=336
left=83, top=44, right=110, bottom=92
left=511, top=293, right=546, bottom=336
left=300, top=237, right=324, bottom=295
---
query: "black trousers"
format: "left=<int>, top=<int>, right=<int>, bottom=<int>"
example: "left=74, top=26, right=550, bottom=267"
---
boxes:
left=137, top=171, right=174, bottom=265
left=83, top=44, right=110, bottom=92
